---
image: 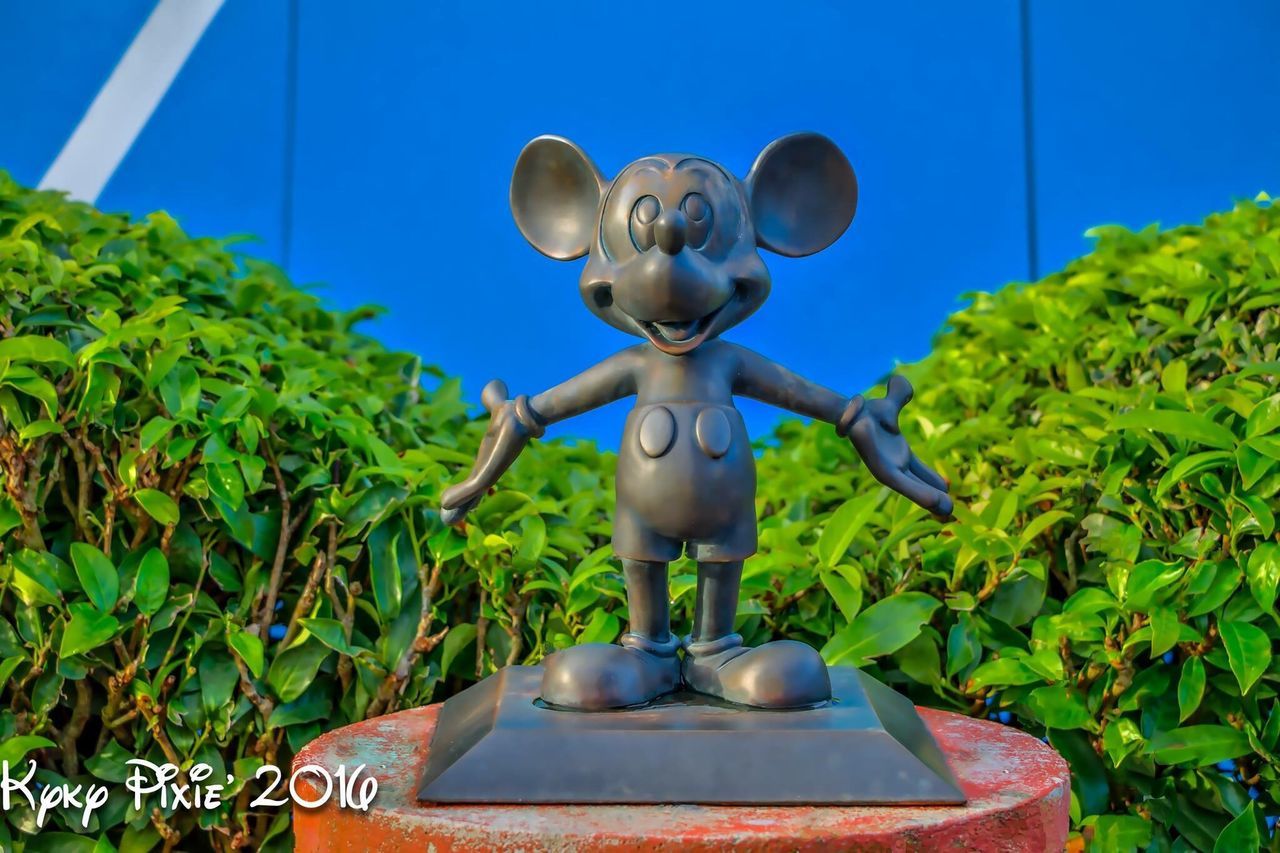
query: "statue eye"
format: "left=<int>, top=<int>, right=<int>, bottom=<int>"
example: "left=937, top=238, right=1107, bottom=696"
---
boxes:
left=681, top=193, right=713, bottom=248
left=630, top=195, right=660, bottom=251
left=682, top=193, right=708, bottom=222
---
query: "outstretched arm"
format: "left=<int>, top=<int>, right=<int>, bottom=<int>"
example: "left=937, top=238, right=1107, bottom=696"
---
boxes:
left=731, top=344, right=849, bottom=424
left=528, top=347, right=640, bottom=425
left=440, top=348, right=639, bottom=525
left=731, top=345, right=952, bottom=518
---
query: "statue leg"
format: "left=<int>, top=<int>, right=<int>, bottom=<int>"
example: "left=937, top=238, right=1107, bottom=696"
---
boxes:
left=682, top=560, right=831, bottom=709
left=622, top=558, right=672, bottom=642
left=540, top=558, right=682, bottom=710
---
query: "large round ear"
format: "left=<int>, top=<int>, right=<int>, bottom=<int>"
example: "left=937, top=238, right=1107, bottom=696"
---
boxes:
left=746, top=132, right=857, bottom=258
left=510, top=135, right=605, bottom=261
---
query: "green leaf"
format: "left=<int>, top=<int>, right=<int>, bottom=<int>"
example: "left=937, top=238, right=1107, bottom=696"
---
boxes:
left=1187, top=562, right=1242, bottom=617
left=0, top=498, right=21, bottom=539
left=895, top=633, right=941, bottom=686
left=134, top=488, right=179, bottom=525
left=1018, top=510, right=1072, bottom=547
left=1219, top=620, right=1269, bottom=694
left=60, top=605, right=121, bottom=657
left=1146, top=725, right=1252, bottom=766
left=268, top=687, right=333, bottom=728
left=0, top=656, right=24, bottom=686
left=988, top=573, right=1045, bottom=627
left=1049, top=729, right=1110, bottom=817
left=1110, top=408, right=1237, bottom=450
left=515, top=515, right=546, bottom=565
left=211, top=387, right=253, bottom=421
left=969, top=654, right=1044, bottom=689
left=1155, top=451, right=1233, bottom=498
left=1149, top=607, right=1179, bottom=656
left=2, top=369, right=59, bottom=417
left=816, top=491, right=881, bottom=567
left=8, top=552, right=62, bottom=606
left=11, top=210, right=61, bottom=237
left=440, top=623, right=477, bottom=678
left=18, top=419, right=64, bottom=441
left=1213, top=802, right=1260, bottom=853
left=84, top=739, right=136, bottom=783
left=427, top=527, right=468, bottom=564
left=133, top=548, right=168, bottom=616
left=0, top=335, right=74, bottom=366
left=567, top=553, right=615, bottom=595
left=1236, top=444, right=1276, bottom=491
left=159, top=360, right=201, bottom=417
left=23, top=833, right=99, bottom=852
left=1124, top=559, right=1184, bottom=611
left=1161, top=359, right=1187, bottom=394
left=199, top=649, right=239, bottom=715
left=1246, top=393, right=1280, bottom=438
left=819, top=565, right=863, bottom=622
left=1027, top=684, right=1092, bottom=730
left=821, top=592, right=940, bottom=666
left=0, top=735, right=56, bottom=768
left=578, top=609, right=620, bottom=645
left=69, top=542, right=119, bottom=612
left=139, top=416, right=175, bottom=451
left=1085, top=815, right=1152, bottom=852
left=1245, top=543, right=1279, bottom=613
left=207, top=551, right=241, bottom=592
left=206, top=462, right=245, bottom=508
left=1240, top=494, right=1275, bottom=538
left=945, top=615, right=981, bottom=677
left=1100, top=717, right=1141, bottom=763
left=1177, top=656, right=1205, bottom=722
left=266, top=639, right=330, bottom=703
left=299, top=617, right=361, bottom=657
left=211, top=494, right=256, bottom=552
left=228, top=628, right=265, bottom=678
left=368, top=523, right=403, bottom=621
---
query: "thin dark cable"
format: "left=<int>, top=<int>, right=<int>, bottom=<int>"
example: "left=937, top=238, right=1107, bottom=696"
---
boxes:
left=1019, top=0, right=1040, bottom=281
left=281, top=0, right=300, bottom=271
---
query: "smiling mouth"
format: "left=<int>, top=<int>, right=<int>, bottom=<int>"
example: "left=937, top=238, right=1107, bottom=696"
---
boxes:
left=638, top=298, right=732, bottom=355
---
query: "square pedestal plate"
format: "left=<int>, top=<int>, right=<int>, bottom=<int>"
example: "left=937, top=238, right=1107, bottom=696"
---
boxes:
left=418, top=664, right=965, bottom=804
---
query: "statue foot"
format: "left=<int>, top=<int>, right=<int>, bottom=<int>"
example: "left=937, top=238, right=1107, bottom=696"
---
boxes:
left=540, top=633, right=682, bottom=710
left=682, top=633, right=832, bottom=709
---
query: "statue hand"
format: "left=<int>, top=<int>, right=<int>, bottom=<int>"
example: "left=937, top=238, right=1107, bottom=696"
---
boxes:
left=846, top=375, right=953, bottom=519
left=439, top=380, right=535, bottom=526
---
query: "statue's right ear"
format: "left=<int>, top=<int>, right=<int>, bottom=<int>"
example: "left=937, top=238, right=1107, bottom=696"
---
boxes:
left=510, top=136, right=605, bottom=261
left=746, top=133, right=857, bottom=258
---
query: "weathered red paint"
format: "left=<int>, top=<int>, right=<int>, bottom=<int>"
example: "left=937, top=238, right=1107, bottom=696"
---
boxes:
left=293, top=703, right=1070, bottom=852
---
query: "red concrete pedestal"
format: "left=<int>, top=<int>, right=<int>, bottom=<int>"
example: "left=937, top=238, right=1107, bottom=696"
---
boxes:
left=293, top=702, right=1070, bottom=852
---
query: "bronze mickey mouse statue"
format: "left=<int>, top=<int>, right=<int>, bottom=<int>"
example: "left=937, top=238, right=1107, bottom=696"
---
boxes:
left=441, top=133, right=952, bottom=713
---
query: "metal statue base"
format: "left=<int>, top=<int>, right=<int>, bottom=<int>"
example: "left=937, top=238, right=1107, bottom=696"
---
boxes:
left=417, top=664, right=965, bottom=805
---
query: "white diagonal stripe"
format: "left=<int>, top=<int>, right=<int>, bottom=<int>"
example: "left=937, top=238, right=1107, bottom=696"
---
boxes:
left=39, top=0, right=226, bottom=202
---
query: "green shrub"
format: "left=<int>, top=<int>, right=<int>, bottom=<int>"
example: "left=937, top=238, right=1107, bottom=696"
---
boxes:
left=0, top=172, right=1276, bottom=852
left=756, top=197, right=1280, bottom=852
left=0, top=174, right=609, bottom=852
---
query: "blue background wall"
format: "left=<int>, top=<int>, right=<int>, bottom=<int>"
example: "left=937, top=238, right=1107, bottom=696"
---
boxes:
left=4, top=1, right=1277, bottom=444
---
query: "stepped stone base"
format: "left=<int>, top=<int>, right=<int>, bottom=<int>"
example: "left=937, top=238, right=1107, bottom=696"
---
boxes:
left=292, top=669, right=1071, bottom=852
left=418, top=665, right=965, bottom=805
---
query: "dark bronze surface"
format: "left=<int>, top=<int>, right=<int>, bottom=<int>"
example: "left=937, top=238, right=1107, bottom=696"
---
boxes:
left=418, top=666, right=965, bottom=805
left=438, top=134, right=954, bottom=714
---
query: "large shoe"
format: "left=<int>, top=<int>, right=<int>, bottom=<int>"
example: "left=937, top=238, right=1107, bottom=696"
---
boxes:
left=540, top=633, right=682, bottom=710
left=682, top=633, right=831, bottom=709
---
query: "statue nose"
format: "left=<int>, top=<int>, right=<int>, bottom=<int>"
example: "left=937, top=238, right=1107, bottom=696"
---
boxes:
left=653, top=210, right=687, bottom=255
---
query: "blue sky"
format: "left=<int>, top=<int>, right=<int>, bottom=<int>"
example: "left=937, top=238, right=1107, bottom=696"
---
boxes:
left=5, top=0, right=1277, bottom=445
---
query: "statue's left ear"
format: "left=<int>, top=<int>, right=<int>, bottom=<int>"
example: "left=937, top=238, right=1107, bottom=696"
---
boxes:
left=746, top=133, right=857, bottom=257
